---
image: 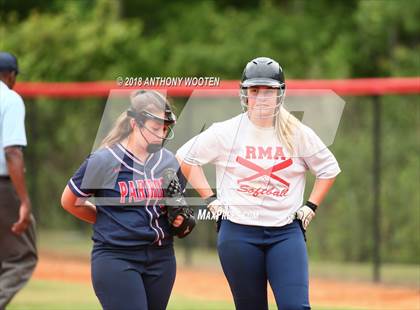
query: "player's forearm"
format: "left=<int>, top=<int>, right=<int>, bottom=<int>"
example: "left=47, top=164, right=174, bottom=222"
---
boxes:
left=63, top=201, right=97, bottom=224
left=71, top=202, right=96, bottom=224
left=307, top=178, right=336, bottom=206
left=5, top=146, right=30, bottom=206
left=61, top=186, right=96, bottom=224
left=177, top=159, right=214, bottom=199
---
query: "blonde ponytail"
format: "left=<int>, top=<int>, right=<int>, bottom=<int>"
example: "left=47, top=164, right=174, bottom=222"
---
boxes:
left=274, top=106, right=302, bottom=156
left=100, top=112, right=132, bottom=148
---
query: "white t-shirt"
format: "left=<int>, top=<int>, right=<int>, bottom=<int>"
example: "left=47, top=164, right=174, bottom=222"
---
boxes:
left=0, top=81, right=27, bottom=176
left=176, top=113, right=341, bottom=227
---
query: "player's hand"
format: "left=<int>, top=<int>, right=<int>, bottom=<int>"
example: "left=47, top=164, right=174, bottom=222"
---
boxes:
left=295, top=205, right=315, bottom=231
left=172, top=215, right=184, bottom=227
left=205, top=195, right=224, bottom=216
left=11, top=200, right=32, bottom=235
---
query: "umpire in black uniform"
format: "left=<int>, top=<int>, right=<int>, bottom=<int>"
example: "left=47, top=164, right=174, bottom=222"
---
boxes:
left=0, top=52, right=37, bottom=309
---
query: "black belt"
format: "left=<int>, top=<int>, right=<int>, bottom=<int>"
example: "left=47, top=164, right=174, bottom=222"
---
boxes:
left=0, top=175, right=10, bottom=180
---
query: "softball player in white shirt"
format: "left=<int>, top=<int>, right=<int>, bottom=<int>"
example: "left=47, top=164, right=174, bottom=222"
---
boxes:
left=177, top=57, right=341, bottom=310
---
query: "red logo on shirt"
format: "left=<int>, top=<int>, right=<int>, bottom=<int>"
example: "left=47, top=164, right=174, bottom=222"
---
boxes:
left=235, top=146, right=292, bottom=198
left=245, top=146, right=286, bottom=160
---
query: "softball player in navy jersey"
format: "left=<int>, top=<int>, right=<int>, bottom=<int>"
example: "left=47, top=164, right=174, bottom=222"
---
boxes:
left=61, top=90, right=194, bottom=310
left=177, top=57, right=341, bottom=310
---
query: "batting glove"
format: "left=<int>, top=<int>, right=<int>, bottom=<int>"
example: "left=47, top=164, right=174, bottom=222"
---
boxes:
left=295, top=201, right=318, bottom=230
left=205, top=194, right=224, bottom=217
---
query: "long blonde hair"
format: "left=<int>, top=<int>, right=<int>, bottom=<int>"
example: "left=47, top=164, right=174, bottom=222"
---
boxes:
left=274, top=105, right=302, bottom=156
left=100, top=90, right=171, bottom=148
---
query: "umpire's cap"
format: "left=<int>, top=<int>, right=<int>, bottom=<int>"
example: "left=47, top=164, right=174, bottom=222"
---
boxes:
left=0, top=52, right=19, bottom=74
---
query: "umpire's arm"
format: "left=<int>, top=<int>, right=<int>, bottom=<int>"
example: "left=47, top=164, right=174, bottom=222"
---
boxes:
left=5, top=145, right=31, bottom=234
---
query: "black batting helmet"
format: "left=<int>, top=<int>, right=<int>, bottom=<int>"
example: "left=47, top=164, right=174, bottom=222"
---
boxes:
left=240, top=57, right=286, bottom=114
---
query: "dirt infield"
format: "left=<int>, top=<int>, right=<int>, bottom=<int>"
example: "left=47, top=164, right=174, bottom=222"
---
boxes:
left=33, top=252, right=419, bottom=310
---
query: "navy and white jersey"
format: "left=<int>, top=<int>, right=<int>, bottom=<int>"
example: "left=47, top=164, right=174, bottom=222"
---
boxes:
left=68, top=143, right=185, bottom=248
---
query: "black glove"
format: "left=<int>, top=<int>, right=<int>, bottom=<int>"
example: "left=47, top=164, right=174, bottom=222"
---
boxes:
left=162, top=169, right=196, bottom=238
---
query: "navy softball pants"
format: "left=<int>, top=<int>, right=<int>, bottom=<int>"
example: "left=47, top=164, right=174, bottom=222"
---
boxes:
left=91, top=244, right=176, bottom=310
left=217, top=220, right=310, bottom=310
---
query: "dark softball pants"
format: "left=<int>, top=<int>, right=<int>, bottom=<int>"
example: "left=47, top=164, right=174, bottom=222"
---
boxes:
left=217, top=220, right=310, bottom=310
left=0, top=178, right=38, bottom=310
left=91, top=244, right=176, bottom=310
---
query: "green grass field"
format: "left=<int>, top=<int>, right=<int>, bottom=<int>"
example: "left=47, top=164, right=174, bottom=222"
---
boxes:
left=8, top=279, right=358, bottom=310
left=7, top=230, right=416, bottom=310
left=8, top=279, right=238, bottom=310
left=37, top=230, right=420, bottom=287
